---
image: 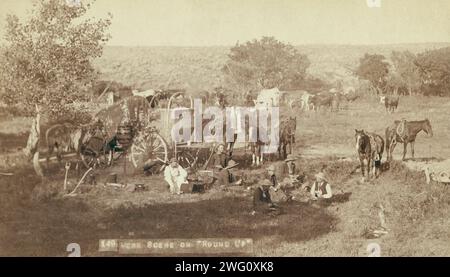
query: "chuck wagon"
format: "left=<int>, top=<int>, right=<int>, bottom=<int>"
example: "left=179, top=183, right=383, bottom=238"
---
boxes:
left=39, top=91, right=218, bottom=176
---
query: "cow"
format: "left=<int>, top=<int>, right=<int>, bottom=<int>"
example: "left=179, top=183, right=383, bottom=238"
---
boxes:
left=381, top=95, right=399, bottom=113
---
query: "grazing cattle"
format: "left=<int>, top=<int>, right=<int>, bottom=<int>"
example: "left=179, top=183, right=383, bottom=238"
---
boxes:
left=382, top=95, right=399, bottom=112
left=300, top=92, right=314, bottom=111
left=344, top=93, right=360, bottom=102
left=385, top=119, right=433, bottom=161
left=254, top=88, right=285, bottom=109
left=355, top=129, right=384, bottom=179
left=310, top=94, right=334, bottom=111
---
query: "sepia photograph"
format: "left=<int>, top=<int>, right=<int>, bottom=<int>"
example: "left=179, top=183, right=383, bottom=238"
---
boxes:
left=0, top=0, right=450, bottom=262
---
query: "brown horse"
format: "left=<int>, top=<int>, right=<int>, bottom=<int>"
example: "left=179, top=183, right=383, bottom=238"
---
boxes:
left=278, top=117, right=297, bottom=159
left=385, top=119, right=433, bottom=161
left=355, top=129, right=384, bottom=178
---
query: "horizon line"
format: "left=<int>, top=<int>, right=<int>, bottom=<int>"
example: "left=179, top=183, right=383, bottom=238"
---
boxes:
left=105, top=41, right=450, bottom=48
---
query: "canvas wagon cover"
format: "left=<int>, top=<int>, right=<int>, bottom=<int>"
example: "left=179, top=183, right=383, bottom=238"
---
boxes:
left=93, top=96, right=157, bottom=141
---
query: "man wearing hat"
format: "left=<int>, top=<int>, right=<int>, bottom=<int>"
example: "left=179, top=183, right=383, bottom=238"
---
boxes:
left=209, top=143, right=228, bottom=169
left=164, top=157, right=188, bottom=194
left=310, top=172, right=333, bottom=200
left=214, top=159, right=242, bottom=186
left=284, top=154, right=297, bottom=174
left=253, top=179, right=276, bottom=212
left=264, top=164, right=290, bottom=203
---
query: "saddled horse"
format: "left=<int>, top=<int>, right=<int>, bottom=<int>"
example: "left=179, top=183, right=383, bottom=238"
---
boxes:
left=385, top=119, right=433, bottom=161
left=355, top=129, right=384, bottom=178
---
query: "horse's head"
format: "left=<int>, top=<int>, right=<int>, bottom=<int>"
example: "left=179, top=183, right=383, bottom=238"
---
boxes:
left=423, top=118, right=433, bottom=137
left=355, top=129, right=366, bottom=151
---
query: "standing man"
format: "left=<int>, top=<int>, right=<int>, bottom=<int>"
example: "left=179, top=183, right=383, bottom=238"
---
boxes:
left=164, top=158, right=188, bottom=195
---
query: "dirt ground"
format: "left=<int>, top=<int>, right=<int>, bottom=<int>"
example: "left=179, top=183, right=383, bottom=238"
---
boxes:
left=1, top=95, right=450, bottom=256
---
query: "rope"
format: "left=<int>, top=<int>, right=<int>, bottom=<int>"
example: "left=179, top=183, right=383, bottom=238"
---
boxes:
left=396, top=120, right=406, bottom=143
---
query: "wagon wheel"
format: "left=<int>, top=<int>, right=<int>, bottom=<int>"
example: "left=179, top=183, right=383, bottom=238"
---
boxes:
left=80, top=146, right=112, bottom=169
left=130, top=131, right=168, bottom=169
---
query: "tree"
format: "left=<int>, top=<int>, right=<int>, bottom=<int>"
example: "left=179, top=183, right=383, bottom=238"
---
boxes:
left=355, top=53, right=389, bottom=94
left=414, top=47, right=450, bottom=97
left=0, top=0, right=111, bottom=121
left=391, top=51, right=421, bottom=95
left=223, top=36, right=310, bottom=92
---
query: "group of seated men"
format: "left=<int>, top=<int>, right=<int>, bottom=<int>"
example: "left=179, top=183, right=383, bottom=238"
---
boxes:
left=163, top=143, right=333, bottom=207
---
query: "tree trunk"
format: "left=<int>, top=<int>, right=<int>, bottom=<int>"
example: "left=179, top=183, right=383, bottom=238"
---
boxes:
left=23, top=105, right=43, bottom=177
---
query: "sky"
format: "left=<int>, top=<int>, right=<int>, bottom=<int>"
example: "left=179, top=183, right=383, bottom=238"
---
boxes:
left=0, top=0, right=449, bottom=46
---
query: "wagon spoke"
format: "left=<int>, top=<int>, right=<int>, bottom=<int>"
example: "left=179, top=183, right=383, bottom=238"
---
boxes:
left=134, top=144, right=146, bottom=152
left=153, top=144, right=162, bottom=151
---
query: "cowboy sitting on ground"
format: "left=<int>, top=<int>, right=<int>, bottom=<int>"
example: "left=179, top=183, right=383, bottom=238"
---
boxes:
left=252, top=179, right=278, bottom=214
left=164, top=158, right=188, bottom=195
left=310, top=172, right=332, bottom=200
left=283, top=154, right=305, bottom=185
left=209, top=143, right=228, bottom=169
left=266, top=164, right=291, bottom=203
left=214, top=159, right=242, bottom=186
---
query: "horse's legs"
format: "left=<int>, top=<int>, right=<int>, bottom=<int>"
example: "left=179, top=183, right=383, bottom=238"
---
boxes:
left=402, top=142, right=407, bottom=161
left=410, top=141, right=415, bottom=160
left=367, top=158, right=371, bottom=179
left=389, top=140, right=397, bottom=161
left=360, top=158, right=365, bottom=177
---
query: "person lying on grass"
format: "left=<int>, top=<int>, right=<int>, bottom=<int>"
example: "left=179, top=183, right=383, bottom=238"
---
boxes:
left=164, top=158, right=188, bottom=195
left=310, top=172, right=333, bottom=200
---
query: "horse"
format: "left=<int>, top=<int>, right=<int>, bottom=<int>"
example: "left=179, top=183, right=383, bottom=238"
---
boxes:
left=355, top=129, right=384, bottom=179
left=45, top=123, right=85, bottom=164
left=385, top=119, right=433, bottom=161
left=278, top=117, right=297, bottom=159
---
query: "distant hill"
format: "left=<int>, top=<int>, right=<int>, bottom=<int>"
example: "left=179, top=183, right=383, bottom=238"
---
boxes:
left=94, top=43, right=450, bottom=91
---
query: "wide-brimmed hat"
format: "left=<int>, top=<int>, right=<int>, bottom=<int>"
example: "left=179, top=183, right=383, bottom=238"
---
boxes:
left=285, top=154, right=297, bottom=162
left=259, top=179, right=273, bottom=188
left=215, top=143, right=225, bottom=151
left=315, top=172, right=327, bottom=181
left=267, top=165, right=275, bottom=171
left=225, top=159, right=239, bottom=169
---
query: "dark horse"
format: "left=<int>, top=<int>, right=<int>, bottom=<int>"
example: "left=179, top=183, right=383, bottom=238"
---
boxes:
left=355, top=129, right=384, bottom=178
left=385, top=119, right=433, bottom=161
left=278, top=117, right=297, bottom=159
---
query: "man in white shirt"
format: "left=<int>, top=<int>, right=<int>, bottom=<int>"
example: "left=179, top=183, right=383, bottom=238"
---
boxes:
left=164, top=158, right=188, bottom=194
